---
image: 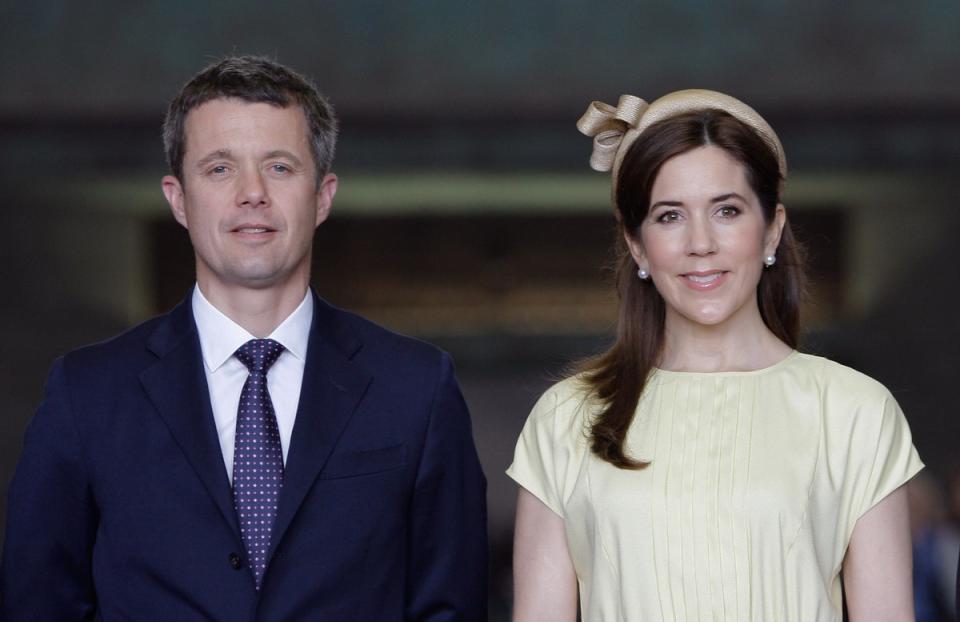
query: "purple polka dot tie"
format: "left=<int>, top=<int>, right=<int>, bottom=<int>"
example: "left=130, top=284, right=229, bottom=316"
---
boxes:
left=232, top=338, right=285, bottom=589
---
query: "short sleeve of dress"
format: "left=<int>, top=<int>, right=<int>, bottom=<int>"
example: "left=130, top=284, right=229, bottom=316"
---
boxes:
left=506, top=384, right=580, bottom=518
left=843, top=390, right=924, bottom=534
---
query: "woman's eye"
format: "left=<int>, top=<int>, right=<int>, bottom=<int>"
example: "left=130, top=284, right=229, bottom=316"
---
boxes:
left=656, top=210, right=681, bottom=223
left=717, top=205, right=741, bottom=218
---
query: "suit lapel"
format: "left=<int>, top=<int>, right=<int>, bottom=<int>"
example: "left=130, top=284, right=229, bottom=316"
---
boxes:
left=139, top=299, right=241, bottom=542
left=269, top=295, right=372, bottom=557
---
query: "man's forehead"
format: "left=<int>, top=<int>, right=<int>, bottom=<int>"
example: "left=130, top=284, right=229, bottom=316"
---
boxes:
left=182, top=98, right=311, bottom=154
left=184, top=97, right=305, bottom=126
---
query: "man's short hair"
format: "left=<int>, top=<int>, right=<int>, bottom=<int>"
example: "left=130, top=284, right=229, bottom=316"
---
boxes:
left=163, top=55, right=338, bottom=184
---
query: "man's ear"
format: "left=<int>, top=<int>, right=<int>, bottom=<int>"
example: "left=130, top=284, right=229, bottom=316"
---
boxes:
left=162, top=175, right=188, bottom=229
left=315, top=173, right=338, bottom=227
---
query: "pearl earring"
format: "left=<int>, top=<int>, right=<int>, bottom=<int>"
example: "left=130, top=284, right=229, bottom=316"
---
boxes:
left=637, top=268, right=650, bottom=280
left=764, top=254, right=777, bottom=267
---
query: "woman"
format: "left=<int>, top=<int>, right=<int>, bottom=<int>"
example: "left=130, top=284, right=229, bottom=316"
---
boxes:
left=507, top=90, right=923, bottom=621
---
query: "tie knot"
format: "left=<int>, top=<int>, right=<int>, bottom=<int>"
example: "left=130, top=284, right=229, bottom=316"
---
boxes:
left=235, top=338, right=285, bottom=374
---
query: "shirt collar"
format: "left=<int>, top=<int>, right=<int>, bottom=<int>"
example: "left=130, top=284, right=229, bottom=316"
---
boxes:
left=192, top=285, right=314, bottom=373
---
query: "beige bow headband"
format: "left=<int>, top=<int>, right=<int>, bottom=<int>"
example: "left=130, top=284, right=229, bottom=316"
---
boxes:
left=576, top=89, right=787, bottom=193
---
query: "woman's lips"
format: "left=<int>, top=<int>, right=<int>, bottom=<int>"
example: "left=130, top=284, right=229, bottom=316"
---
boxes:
left=680, top=270, right=728, bottom=290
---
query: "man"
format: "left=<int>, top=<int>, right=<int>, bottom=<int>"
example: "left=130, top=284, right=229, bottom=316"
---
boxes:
left=1, top=56, right=488, bottom=621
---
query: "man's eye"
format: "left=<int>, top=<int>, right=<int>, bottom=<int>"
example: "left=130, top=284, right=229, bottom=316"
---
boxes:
left=209, top=165, right=228, bottom=175
left=271, top=164, right=291, bottom=173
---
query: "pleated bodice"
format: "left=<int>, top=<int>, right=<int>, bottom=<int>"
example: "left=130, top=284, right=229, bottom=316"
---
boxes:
left=508, top=352, right=922, bottom=621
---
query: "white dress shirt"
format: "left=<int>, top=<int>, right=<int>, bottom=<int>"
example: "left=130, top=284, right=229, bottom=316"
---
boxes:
left=192, top=285, right=313, bottom=484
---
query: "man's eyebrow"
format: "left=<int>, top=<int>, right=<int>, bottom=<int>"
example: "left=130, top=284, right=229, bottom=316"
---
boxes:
left=264, top=150, right=305, bottom=166
left=194, top=149, right=233, bottom=169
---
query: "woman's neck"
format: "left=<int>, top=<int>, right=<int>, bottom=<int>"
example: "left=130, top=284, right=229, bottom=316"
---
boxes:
left=658, top=308, right=793, bottom=373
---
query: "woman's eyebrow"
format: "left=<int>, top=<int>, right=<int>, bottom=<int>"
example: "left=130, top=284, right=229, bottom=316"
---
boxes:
left=711, top=192, right=747, bottom=203
left=650, top=200, right=683, bottom=210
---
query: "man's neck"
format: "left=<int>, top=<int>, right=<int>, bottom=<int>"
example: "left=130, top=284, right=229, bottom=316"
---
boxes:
left=196, top=278, right=310, bottom=338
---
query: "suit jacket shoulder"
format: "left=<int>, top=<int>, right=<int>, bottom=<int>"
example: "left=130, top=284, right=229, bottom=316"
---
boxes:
left=58, top=300, right=192, bottom=383
left=321, top=299, right=452, bottom=375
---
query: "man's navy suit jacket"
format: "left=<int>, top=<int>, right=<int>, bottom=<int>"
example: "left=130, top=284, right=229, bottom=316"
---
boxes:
left=1, top=292, right=488, bottom=621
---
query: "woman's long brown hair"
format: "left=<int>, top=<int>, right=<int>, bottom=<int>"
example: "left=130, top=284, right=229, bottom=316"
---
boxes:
left=581, top=109, right=806, bottom=469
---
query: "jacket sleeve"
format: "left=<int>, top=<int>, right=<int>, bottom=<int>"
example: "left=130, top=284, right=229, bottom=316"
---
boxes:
left=404, top=353, right=488, bottom=621
left=1, top=358, right=99, bottom=621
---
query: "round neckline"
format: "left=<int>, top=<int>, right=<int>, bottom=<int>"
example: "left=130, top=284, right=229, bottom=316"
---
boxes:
left=652, top=350, right=801, bottom=378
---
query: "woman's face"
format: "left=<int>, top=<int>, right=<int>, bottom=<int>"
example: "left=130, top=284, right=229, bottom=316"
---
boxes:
left=626, top=145, right=784, bottom=331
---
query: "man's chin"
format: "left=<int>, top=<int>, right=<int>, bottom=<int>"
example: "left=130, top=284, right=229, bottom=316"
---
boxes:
left=213, top=267, right=287, bottom=291
left=197, top=256, right=310, bottom=293
left=232, top=273, right=286, bottom=290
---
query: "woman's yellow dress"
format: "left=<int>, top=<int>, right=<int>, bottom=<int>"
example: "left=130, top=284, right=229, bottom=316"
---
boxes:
left=507, top=352, right=923, bottom=621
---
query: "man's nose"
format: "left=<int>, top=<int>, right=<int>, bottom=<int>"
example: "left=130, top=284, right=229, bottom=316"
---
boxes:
left=236, top=168, right=269, bottom=208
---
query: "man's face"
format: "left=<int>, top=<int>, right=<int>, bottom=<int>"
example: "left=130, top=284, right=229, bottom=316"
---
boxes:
left=162, top=98, right=336, bottom=295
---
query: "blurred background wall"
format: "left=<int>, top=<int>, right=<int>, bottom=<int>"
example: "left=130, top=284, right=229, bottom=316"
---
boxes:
left=2, top=1, right=959, bottom=618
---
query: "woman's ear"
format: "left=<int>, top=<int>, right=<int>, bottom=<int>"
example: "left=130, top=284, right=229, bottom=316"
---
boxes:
left=624, top=230, right=647, bottom=273
left=765, top=203, right=787, bottom=256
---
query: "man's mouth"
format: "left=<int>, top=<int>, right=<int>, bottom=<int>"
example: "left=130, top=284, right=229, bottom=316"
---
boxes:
left=231, top=224, right=276, bottom=234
